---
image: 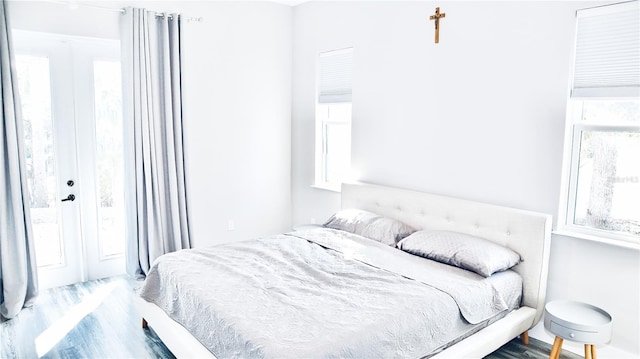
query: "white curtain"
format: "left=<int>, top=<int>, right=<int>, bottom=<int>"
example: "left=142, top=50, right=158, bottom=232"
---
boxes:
left=120, top=8, right=191, bottom=277
left=0, top=0, right=39, bottom=319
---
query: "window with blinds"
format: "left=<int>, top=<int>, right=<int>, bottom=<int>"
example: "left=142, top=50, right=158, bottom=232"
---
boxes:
left=560, top=1, right=640, bottom=245
left=318, top=48, right=353, bottom=103
left=315, top=48, right=353, bottom=191
left=572, top=1, right=640, bottom=98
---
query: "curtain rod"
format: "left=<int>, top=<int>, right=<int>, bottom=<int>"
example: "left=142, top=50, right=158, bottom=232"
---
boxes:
left=44, top=1, right=204, bottom=22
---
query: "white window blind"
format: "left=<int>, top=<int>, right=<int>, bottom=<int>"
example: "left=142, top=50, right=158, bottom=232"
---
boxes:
left=572, top=1, right=640, bottom=98
left=318, top=48, right=353, bottom=103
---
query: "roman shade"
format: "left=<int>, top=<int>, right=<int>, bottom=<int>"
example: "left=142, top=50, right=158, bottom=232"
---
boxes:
left=572, top=1, right=640, bottom=98
left=318, top=48, right=353, bottom=103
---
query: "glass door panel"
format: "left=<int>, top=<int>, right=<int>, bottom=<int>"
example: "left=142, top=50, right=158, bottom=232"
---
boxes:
left=15, top=55, right=63, bottom=268
left=93, top=60, right=125, bottom=258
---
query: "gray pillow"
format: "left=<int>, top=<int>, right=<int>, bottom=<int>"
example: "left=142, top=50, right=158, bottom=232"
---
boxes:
left=397, top=230, right=522, bottom=277
left=323, top=209, right=416, bottom=246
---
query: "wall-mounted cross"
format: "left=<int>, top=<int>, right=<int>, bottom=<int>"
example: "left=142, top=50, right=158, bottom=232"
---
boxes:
left=429, top=7, right=446, bottom=44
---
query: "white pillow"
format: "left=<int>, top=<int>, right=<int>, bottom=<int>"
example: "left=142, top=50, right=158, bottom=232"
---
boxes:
left=324, top=209, right=416, bottom=246
left=397, top=230, right=522, bottom=277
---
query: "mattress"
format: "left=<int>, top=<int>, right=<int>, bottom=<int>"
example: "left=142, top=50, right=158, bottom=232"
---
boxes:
left=139, top=228, right=522, bottom=358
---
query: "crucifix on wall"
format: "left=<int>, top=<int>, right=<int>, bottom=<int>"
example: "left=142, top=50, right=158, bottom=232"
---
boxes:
left=429, top=7, right=446, bottom=44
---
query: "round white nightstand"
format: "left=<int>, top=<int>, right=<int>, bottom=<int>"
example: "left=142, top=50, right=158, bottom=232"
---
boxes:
left=544, top=300, right=612, bottom=359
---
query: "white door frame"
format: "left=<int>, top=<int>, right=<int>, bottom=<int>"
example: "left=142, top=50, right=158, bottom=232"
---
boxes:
left=14, top=30, right=125, bottom=289
left=73, top=37, right=125, bottom=280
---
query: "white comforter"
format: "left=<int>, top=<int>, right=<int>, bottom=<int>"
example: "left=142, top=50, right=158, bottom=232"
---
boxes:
left=139, top=228, right=516, bottom=358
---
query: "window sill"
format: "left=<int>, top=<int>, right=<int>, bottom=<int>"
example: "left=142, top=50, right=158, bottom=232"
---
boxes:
left=311, top=183, right=342, bottom=193
left=552, top=229, right=640, bottom=250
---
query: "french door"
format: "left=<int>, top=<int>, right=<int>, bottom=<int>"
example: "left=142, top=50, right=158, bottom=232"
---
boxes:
left=14, top=31, right=126, bottom=289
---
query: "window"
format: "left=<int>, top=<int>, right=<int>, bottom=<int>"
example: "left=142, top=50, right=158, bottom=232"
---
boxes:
left=315, top=48, right=353, bottom=191
left=93, top=60, right=125, bottom=258
left=559, top=2, right=640, bottom=243
left=16, top=54, right=63, bottom=267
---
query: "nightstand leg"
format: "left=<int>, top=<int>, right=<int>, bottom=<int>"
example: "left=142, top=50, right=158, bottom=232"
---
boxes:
left=550, top=336, right=563, bottom=359
left=585, top=344, right=593, bottom=359
left=555, top=337, right=563, bottom=359
left=521, top=330, right=529, bottom=345
left=592, top=345, right=597, bottom=359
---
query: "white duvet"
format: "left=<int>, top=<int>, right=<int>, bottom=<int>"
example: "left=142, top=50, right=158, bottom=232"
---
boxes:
left=139, top=228, right=519, bottom=358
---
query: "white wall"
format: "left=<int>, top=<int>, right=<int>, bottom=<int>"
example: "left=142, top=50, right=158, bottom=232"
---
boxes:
left=530, top=234, right=640, bottom=357
left=292, top=0, right=585, bottom=224
left=8, top=0, right=121, bottom=39
left=291, top=1, right=639, bottom=356
left=169, top=1, right=292, bottom=247
left=9, top=0, right=293, bottom=248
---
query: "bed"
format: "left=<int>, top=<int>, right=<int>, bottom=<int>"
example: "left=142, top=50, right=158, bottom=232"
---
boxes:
left=136, top=182, right=552, bottom=358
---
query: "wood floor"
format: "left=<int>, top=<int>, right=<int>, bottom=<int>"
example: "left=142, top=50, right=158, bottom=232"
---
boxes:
left=0, top=276, right=582, bottom=359
left=486, top=337, right=582, bottom=359
left=0, top=276, right=173, bottom=359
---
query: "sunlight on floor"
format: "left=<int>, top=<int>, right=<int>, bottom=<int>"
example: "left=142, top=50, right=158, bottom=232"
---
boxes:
left=34, top=281, right=121, bottom=357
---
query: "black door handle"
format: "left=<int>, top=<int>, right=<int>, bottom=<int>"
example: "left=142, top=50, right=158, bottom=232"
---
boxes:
left=61, top=194, right=76, bottom=202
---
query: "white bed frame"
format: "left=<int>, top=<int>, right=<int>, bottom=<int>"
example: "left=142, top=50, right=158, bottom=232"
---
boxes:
left=136, top=182, right=552, bottom=358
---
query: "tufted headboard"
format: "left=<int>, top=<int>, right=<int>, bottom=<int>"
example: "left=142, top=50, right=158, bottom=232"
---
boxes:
left=341, top=182, right=552, bottom=327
